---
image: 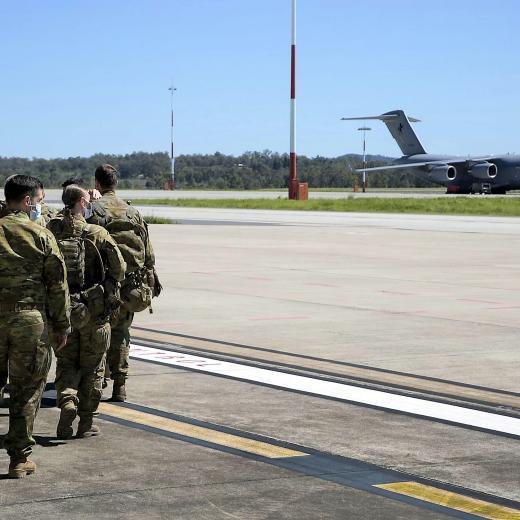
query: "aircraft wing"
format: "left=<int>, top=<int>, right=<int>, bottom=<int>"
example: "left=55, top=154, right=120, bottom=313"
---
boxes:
left=356, top=157, right=494, bottom=173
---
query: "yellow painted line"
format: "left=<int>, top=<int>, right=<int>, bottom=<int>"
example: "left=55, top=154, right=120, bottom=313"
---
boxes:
left=98, top=403, right=307, bottom=459
left=375, top=482, right=520, bottom=520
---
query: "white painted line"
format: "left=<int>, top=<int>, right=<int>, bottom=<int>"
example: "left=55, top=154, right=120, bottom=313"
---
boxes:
left=129, top=343, right=520, bottom=437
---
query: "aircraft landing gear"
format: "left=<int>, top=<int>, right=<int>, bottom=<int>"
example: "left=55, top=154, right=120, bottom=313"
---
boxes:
left=471, top=182, right=491, bottom=195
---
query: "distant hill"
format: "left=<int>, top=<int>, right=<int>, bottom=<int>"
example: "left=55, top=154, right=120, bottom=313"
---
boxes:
left=338, top=153, right=395, bottom=162
left=0, top=151, right=435, bottom=189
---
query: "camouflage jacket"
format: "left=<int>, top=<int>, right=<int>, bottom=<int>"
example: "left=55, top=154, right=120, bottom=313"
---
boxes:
left=47, top=212, right=127, bottom=288
left=0, top=210, right=71, bottom=334
left=1, top=200, right=48, bottom=227
left=41, top=201, right=59, bottom=225
left=88, top=190, right=155, bottom=269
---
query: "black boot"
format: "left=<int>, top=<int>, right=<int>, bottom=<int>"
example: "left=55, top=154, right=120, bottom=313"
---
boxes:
left=111, top=381, right=126, bottom=402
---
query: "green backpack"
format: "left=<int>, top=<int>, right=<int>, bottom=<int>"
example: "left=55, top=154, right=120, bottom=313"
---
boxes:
left=57, top=232, right=87, bottom=293
left=104, top=219, right=147, bottom=274
left=105, top=218, right=152, bottom=312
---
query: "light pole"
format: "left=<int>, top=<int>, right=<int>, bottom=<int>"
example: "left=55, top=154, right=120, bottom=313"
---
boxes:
left=168, top=84, right=177, bottom=190
left=288, top=0, right=298, bottom=199
left=357, top=126, right=371, bottom=192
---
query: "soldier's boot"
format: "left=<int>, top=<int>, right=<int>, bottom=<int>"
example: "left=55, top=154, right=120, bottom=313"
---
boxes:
left=8, top=458, right=36, bottom=479
left=111, top=381, right=126, bottom=402
left=56, top=401, right=77, bottom=440
left=76, top=419, right=100, bottom=438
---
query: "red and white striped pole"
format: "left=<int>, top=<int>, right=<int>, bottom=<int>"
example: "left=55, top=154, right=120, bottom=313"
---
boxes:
left=288, top=0, right=298, bottom=199
left=168, top=84, right=177, bottom=190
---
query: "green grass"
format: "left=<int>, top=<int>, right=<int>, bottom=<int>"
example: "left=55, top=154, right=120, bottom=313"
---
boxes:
left=258, top=187, right=446, bottom=193
left=133, top=197, right=520, bottom=217
left=143, top=216, right=176, bottom=224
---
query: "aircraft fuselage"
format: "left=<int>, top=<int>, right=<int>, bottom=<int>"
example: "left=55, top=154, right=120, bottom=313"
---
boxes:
left=394, top=154, right=520, bottom=194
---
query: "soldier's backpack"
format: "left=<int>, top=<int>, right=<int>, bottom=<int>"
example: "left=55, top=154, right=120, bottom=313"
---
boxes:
left=57, top=231, right=88, bottom=294
left=104, top=219, right=147, bottom=273
left=56, top=227, right=107, bottom=326
left=104, top=218, right=152, bottom=313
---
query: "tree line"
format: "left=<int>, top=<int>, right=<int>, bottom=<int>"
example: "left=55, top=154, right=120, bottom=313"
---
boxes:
left=0, top=151, right=437, bottom=189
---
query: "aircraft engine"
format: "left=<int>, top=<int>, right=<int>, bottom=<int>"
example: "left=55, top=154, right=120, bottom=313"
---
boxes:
left=470, top=162, right=498, bottom=180
left=428, top=165, right=457, bottom=183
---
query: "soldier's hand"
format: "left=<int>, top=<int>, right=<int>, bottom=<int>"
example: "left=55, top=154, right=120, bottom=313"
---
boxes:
left=54, top=333, right=68, bottom=351
left=88, top=189, right=102, bottom=200
left=153, top=269, right=163, bottom=297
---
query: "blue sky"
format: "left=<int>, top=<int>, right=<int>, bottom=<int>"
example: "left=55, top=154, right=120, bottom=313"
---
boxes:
left=1, top=0, right=519, bottom=159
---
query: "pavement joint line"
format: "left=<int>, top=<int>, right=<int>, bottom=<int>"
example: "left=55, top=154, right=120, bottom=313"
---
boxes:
left=131, top=334, right=520, bottom=414
left=0, top=474, right=314, bottom=508
left=132, top=326, right=520, bottom=401
left=153, top=285, right=520, bottom=331
left=128, top=343, right=520, bottom=438
left=98, top=401, right=520, bottom=520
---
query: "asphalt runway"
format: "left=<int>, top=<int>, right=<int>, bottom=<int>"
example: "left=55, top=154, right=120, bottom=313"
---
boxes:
left=1, top=211, right=519, bottom=518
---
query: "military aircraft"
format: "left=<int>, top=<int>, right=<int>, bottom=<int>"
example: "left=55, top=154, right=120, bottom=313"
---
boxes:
left=341, top=110, right=520, bottom=194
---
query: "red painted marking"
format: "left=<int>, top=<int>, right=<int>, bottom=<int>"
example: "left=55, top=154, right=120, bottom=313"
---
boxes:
left=486, top=305, right=520, bottom=310
left=290, top=152, right=297, bottom=181
left=447, top=185, right=460, bottom=193
left=457, top=299, right=502, bottom=305
left=376, top=309, right=427, bottom=316
left=380, top=290, right=414, bottom=296
left=248, top=316, right=309, bottom=321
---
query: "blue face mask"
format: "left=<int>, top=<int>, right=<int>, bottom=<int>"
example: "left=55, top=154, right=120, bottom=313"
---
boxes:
left=83, top=202, right=93, bottom=220
left=29, top=203, right=42, bottom=221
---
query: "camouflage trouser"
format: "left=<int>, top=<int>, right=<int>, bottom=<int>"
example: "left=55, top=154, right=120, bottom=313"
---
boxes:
left=0, top=353, right=6, bottom=385
left=107, top=310, right=134, bottom=384
left=0, top=358, right=6, bottom=390
left=55, top=321, right=110, bottom=420
left=0, top=310, right=51, bottom=459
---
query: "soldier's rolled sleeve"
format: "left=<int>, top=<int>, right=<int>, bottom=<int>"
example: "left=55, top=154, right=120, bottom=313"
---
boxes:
left=102, top=234, right=127, bottom=282
left=141, top=219, right=156, bottom=269
left=42, top=235, right=71, bottom=334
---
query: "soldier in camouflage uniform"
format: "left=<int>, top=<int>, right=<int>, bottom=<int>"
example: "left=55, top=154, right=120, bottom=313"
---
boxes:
left=0, top=175, right=70, bottom=478
left=0, top=186, right=49, bottom=406
left=29, top=180, right=52, bottom=227
left=47, top=185, right=126, bottom=438
left=0, top=199, right=7, bottom=406
left=41, top=201, right=58, bottom=225
left=88, top=164, right=161, bottom=402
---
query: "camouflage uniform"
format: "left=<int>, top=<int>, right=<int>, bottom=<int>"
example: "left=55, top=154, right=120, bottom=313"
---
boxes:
left=88, top=191, right=155, bottom=389
left=41, top=201, right=59, bottom=225
left=47, top=213, right=126, bottom=424
left=0, top=210, right=70, bottom=459
left=0, top=201, right=7, bottom=403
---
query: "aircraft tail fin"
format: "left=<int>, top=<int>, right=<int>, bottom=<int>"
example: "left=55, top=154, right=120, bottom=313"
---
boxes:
left=341, top=110, right=426, bottom=156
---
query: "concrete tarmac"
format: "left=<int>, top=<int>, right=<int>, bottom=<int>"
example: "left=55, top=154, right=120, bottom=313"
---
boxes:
left=45, top=188, right=451, bottom=202
left=44, top=188, right=520, bottom=202
left=1, top=212, right=519, bottom=518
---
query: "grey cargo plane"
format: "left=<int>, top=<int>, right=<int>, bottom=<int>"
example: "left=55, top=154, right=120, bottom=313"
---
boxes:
left=341, top=110, right=520, bottom=194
